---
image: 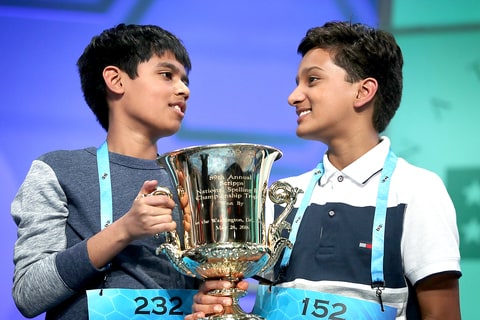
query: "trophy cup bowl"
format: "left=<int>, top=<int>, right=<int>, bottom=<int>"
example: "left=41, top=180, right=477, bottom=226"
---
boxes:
left=156, top=143, right=301, bottom=320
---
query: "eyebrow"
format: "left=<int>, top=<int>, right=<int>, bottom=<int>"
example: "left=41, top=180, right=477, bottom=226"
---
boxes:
left=155, top=61, right=190, bottom=85
left=295, top=66, right=324, bottom=85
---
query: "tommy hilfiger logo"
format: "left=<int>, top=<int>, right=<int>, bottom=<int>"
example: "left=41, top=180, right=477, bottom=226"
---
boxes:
left=359, top=242, right=372, bottom=249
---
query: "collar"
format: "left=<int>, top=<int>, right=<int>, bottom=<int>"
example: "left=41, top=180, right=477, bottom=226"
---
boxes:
left=321, top=136, right=391, bottom=185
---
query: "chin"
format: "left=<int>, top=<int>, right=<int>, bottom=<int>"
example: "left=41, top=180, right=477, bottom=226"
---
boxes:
left=296, top=128, right=308, bottom=139
left=296, top=129, right=320, bottom=142
left=158, top=128, right=179, bottom=139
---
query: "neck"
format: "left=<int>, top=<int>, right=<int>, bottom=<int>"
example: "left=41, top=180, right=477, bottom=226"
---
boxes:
left=105, top=133, right=158, bottom=160
left=326, top=133, right=380, bottom=170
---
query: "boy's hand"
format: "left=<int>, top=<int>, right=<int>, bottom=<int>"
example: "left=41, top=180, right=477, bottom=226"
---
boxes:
left=186, top=280, right=250, bottom=319
left=118, top=180, right=177, bottom=241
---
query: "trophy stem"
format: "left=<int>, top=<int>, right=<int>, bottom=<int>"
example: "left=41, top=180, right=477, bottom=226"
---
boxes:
left=204, top=280, right=264, bottom=320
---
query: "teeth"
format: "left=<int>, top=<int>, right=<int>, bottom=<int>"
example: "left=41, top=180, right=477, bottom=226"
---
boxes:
left=173, top=105, right=181, bottom=112
left=299, top=110, right=311, bottom=117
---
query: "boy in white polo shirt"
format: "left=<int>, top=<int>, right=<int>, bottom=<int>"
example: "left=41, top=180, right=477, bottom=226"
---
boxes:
left=187, top=21, right=461, bottom=320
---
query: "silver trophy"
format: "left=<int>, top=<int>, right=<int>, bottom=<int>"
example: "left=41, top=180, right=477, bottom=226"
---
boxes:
left=156, top=143, right=301, bottom=320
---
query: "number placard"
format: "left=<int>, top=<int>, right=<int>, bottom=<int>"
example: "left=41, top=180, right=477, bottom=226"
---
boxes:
left=87, top=288, right=195, bottom=319
left=253, top=285, right=397, bottom=320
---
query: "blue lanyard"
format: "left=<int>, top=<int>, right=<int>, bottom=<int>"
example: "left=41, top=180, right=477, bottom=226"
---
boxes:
left=280, top=163, right=324, bottom=267
left=97, top=141, right=113, bottom=230
left=280, top=149, right=397, bottom=287
left=371, top=150, right=397, bottom=285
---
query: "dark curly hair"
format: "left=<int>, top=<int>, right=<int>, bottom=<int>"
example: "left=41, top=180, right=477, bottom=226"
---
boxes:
left=77, top=24, right=191, bottom=131
left=297, top=21, right=403, bottom=133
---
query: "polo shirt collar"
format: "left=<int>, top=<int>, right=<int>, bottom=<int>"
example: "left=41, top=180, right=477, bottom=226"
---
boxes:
left=321, top=136, right=391, bottom=185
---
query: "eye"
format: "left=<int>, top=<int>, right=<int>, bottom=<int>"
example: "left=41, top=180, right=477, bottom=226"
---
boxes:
left=308, top=76, right=320, bottom=84
left=160, top=71, right=173, bottom=80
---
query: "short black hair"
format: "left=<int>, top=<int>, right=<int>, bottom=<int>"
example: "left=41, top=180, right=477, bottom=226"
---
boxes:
left=77, top=24, right=191, bottom=131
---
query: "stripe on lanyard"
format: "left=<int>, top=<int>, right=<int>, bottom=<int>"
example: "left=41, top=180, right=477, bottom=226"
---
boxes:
left=97, top=141, right=113, bottom=230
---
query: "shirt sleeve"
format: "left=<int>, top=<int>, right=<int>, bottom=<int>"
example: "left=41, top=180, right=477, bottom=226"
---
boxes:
left=11, top=160, right=74, bottom=317
left=401, top=166, right=462, bottom=285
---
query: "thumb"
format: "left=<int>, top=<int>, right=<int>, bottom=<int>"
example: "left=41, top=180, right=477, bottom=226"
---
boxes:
left=137, top=180, right=159, bottom=198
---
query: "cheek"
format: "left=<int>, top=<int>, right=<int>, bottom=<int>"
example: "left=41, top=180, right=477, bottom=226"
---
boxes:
left=311, top=90, right=332, bottom=105
left=323, top=85, right=355, bottom=104
left=151, top=85, right=172, bottom=98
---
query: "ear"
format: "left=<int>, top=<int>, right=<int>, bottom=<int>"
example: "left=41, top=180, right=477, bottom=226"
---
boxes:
left=354, top=77, right=378, bottom=108
left=103, top=66, right=124, bottom=94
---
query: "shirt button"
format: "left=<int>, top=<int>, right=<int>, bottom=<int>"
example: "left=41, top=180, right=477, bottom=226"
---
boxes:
left=337, top=175, right=344, bottom=182
left=328, top=210, right=335, bottom=217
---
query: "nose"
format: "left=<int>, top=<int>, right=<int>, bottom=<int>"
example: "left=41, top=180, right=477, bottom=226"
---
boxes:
left=175, top=80, right=190, bottom=100
left=287, top=86, right=303, bottom=106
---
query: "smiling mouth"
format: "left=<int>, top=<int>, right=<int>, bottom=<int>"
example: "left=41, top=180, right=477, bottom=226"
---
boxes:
left=298, top=110, right=311, bottom=117
left=170, top=103, right=185, bottom=115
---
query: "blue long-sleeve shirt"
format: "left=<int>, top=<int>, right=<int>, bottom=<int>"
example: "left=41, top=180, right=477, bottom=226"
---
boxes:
left=11, top=147, right=198, bottom=319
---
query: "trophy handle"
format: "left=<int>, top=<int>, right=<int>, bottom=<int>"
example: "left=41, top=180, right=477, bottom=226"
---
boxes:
left=261, top=181, right=303, bottom=272
left=268, top=181, right=303, bottom=238
left=148, top=186, right=194, bottom=276
left=156, top=243, right=196, bottom=277
left=148, top=186, right=181, bottom=248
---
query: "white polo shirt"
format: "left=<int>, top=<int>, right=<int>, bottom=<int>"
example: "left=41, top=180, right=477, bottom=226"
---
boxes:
left=265, top=136, right=461, bottom=319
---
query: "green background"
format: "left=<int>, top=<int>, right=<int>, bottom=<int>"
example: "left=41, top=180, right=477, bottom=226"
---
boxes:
left=386, top=1, right=480, bottom=319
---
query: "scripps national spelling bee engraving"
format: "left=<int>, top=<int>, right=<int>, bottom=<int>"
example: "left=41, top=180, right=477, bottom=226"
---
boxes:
left=155, top=143, right=302, bottom=320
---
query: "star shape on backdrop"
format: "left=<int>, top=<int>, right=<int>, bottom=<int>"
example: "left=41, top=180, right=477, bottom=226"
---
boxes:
left=463, top=179, right=480, bottom=207
left=461, top=217, right=480, bottom=245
